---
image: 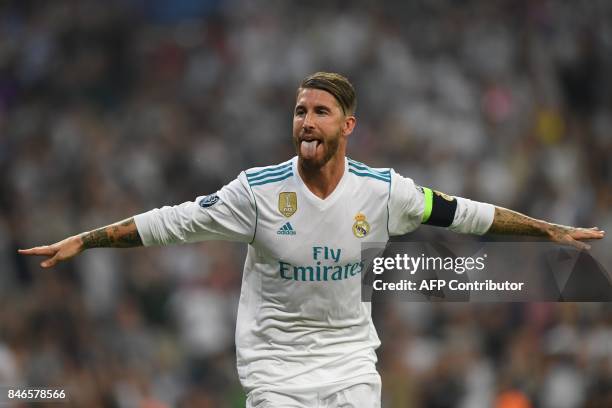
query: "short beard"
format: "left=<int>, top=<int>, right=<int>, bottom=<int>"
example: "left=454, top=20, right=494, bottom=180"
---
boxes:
left=295, top=131, right=340, bottom=170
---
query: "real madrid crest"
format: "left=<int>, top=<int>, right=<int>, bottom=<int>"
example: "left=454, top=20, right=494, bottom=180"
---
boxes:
left=278, top=192, right=297, bottom=217
left=352, top=212, right=370, bottom=238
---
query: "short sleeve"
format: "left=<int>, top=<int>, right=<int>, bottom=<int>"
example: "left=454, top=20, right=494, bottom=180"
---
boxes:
left=388, top=170, right=426, bottom=236
left=134, top=172, right=256, bottom=246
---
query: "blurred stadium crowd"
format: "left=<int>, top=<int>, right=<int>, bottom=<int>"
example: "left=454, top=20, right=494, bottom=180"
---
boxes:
left=1, top=0, right=611, bottom=407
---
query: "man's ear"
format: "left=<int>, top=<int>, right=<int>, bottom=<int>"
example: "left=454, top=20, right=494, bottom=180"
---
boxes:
left=343, top=115, right=356, bottom=136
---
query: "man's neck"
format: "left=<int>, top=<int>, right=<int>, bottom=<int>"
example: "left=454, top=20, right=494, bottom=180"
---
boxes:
left=297, top=156, right=345, bottom=200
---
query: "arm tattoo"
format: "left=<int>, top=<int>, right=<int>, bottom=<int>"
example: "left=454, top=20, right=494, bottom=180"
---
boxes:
left=80, top=218, right=143, bottom=249
left=487, top=207, right=548, bottom=236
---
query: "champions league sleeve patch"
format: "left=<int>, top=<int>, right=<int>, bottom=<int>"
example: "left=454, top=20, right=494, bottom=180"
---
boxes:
left=419, top=187, right=457, bottom=227
left=198, top=194, right=220, bottom=208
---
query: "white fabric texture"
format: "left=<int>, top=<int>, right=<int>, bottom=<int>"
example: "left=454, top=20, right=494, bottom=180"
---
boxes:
left=133, top=156, right=494, bottom=395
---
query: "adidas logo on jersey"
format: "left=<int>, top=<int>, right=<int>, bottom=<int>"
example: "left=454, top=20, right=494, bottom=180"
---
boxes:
left=277, top=222, right=296, bottom=235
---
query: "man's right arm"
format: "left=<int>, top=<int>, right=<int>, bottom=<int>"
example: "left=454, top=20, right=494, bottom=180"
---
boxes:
left=80, top=218, right=143, bottom=249
left=18, top=217, right=143, bottom=268
left=19, top=172, right=256, bottom=268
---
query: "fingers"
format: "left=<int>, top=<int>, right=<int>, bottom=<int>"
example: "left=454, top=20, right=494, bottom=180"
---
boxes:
left=41, top=254, right=60, bottom=268
left=585, top=227, right=605, bottom=235
left=569, top=239, right=591, bottom=251
left=570, top=228, right=605, bottom=241
left=18, top=245, right=61, bottom=268
left=17, top=246, right=56, bottom=256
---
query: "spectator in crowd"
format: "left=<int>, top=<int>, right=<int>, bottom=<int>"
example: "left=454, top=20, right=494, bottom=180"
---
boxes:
left=1, top=1, right=611, bottom=406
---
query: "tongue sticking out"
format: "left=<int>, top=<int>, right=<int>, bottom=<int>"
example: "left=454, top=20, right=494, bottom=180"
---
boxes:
left=300, top=140, right=318, bottom=159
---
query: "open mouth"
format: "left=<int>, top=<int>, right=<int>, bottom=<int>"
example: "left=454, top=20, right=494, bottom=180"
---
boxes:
left=300, top=138, right=322, bottom=147
left=299, top=138, right=322, bottom=158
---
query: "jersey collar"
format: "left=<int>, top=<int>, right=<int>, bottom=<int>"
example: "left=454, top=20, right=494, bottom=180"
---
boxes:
left=292, top=156, right=349, bottom=210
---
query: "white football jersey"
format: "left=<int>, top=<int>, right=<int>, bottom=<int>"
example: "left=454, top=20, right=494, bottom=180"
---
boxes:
left=134, top=156, right=494, bottom=392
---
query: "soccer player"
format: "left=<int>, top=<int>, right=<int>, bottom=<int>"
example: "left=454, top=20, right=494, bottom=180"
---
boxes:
left=19, top=72, right=604, bottom=407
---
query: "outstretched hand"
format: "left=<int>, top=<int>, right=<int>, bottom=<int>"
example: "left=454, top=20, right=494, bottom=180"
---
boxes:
left=489, top=207, right=605, bottom=250
left=18, top=235, right=84, bottom=268
left=546, top=225, right=605, bottom=251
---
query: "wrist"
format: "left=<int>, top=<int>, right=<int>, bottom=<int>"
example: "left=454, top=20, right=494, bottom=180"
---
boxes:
left=75, top=233, right=88, bottom=250
left=538, top=221, right=557, bottom=237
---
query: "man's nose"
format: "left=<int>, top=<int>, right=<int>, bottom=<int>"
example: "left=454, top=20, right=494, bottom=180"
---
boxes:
left=302, top=112, right=315, bottom=129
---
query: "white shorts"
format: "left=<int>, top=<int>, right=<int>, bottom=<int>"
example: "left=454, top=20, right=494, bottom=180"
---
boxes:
left=246, top=376, right=381, bottom=408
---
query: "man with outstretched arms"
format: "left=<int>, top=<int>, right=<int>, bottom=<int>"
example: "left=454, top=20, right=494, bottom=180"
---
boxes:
left=20, top=72, right=604, bottom=407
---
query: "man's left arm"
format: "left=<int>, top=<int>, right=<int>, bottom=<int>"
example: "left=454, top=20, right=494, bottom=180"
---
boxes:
left=486, top=206, right=605, bottom=250
left=388, top=172, right=605, bottom=249
left=422, top=187, right=605, bottom=250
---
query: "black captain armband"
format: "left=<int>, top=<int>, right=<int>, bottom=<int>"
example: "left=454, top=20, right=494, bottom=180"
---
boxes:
left=419, top=187, right=457, bottom=227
